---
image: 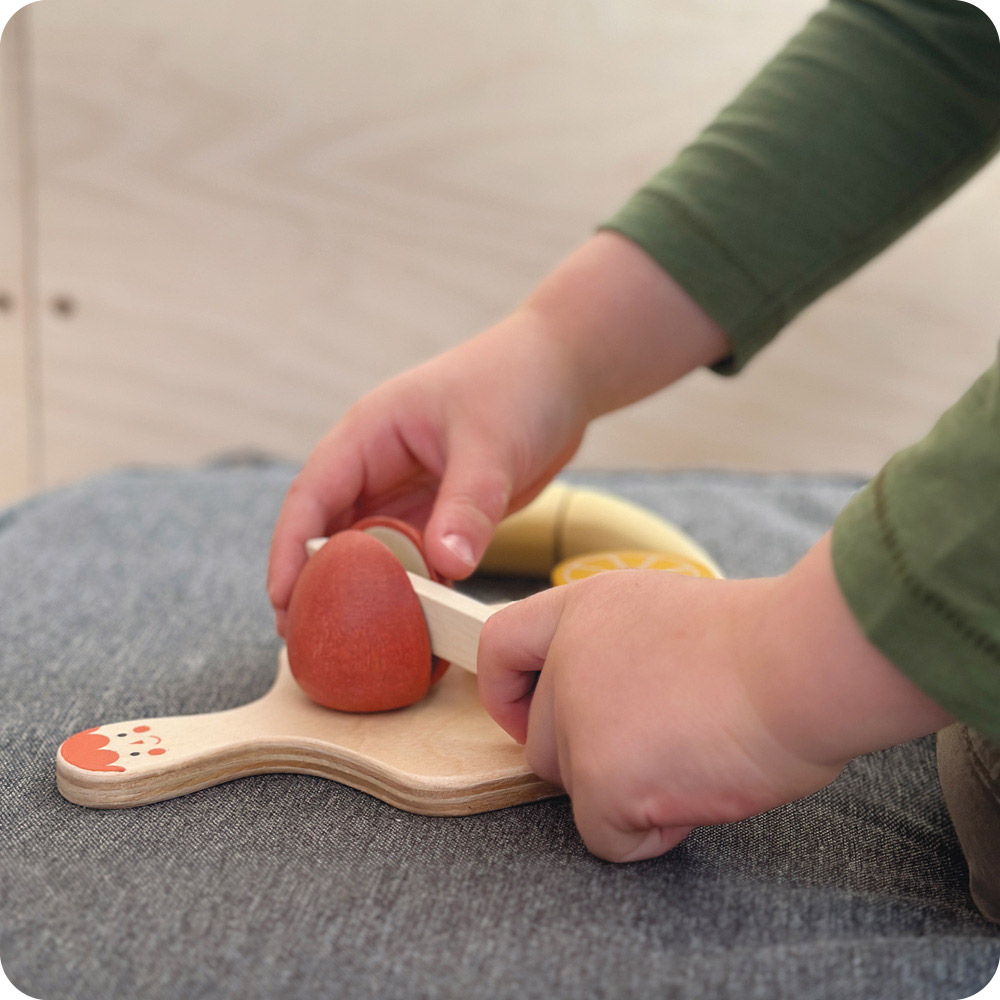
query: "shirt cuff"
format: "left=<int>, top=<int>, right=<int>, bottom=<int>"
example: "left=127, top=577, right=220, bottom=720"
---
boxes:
left=831, top=360, right=1000, bottom=739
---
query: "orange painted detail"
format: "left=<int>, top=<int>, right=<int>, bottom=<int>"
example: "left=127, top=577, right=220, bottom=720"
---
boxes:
left=60, top=727, right=126, bottom=772
left=133, top=725, right=150, bottom=733
left=148, top=748, right=166, bottom=756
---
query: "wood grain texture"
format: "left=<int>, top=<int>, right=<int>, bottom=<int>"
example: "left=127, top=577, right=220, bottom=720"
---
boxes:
left=57, top=647, right=558, bottom=814
left=286, top=529, right=438, bottom=712
left=55, top=487, right=708, bottom=814
left=16, top=0, right=1000, bottom=496
left=407, top=572, right=497, bottom=673
left=0, top=10, right=36, bottom=502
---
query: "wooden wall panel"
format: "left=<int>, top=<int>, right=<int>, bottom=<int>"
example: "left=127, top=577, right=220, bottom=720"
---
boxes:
left=22, top=0, right=1000, bottom=489
left=0, top=8, right=36, bottom=504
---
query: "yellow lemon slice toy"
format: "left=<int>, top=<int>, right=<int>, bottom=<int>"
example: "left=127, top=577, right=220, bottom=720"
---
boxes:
left=550, top=549, right=720, bottom=587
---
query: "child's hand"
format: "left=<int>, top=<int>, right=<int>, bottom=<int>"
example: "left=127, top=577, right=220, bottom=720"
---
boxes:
left=267, top=309, right=588, bottom=636
left=269, top=232, right=731, bottom=636
left=477, top=532, right=953, bottom=862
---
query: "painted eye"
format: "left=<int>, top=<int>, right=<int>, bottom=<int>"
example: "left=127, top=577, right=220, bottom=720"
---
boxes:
left=117, top=733, right=127, bottom=737
left=130, top=752, right=140, bottom=757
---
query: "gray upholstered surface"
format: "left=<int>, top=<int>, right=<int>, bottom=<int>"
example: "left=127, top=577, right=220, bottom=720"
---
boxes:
left=1, top=459, right=998, bottom=1000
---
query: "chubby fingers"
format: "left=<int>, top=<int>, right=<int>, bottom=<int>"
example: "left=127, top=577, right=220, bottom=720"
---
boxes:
left=570, top=779, right=694, bottom=863
left=476, top=586, right=569, bottom=746
left=422, top=430, right=514, bottom=580
left=267, top=418, right=426, bottom=633
left=268, top=454, right=361, bottom=636
left=480, top=578, right=695, bottom=865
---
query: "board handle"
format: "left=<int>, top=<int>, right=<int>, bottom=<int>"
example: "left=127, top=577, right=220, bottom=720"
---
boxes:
left=55, top=702, right=266, bottom=807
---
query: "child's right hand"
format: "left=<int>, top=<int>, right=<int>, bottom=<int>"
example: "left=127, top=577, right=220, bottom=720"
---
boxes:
left=267, top=308, right=589, bottom=636
left=476, top=532, right=955, bottom=862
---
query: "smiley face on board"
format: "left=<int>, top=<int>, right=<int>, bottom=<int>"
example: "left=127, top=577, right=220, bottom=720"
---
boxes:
left=60, top=723, right=167, bottom=773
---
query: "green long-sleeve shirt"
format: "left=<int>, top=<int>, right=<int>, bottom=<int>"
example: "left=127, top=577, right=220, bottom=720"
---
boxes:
left=600, top=0, right=1000, bottom=737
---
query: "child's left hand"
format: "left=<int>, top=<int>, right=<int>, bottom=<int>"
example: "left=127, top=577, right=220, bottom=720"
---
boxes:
left=476, top=533, right=953, bottom=862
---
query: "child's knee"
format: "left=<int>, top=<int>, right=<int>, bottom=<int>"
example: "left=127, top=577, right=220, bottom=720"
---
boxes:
left=937, top=723, right=1000, bottom=924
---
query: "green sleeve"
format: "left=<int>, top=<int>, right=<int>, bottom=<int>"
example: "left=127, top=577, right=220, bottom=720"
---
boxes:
left=598, top=2, right=1000, bottom=733
left=832, top=349, right=1000, bottom=739
left=599, top=0, right=1000, bottom=374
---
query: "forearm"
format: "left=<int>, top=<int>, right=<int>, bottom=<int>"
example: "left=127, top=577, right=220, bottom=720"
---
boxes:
left=601, top=0, right=1000, bottom=373
left=517, top=231, right=730, bottom=420
left=752, top=532, right=954, bottom=771
left=831, top=349, right=1000, bottom=740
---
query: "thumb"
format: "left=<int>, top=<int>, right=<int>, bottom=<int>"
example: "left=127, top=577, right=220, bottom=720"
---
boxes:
left=424, top=441, right=514, bottom=579
left=476, top=586, right=568, bottom=744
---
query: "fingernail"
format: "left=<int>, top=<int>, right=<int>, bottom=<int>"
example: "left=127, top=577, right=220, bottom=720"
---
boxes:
left=441, top=533, right=475, bottom=568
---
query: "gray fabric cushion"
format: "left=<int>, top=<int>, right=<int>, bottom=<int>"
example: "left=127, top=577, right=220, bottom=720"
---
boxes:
left=1, top=459, right=998, bottom=1000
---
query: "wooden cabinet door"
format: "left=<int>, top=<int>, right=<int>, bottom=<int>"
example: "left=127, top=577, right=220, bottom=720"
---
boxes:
left=0, top=11, right=35, bottom=502
left=13, top=0, right=1000, bottom=495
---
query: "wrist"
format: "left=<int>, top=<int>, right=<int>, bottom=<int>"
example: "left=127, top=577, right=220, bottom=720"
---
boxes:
left=748, top=533, right=954, bottom=768
left=520, top=232, right=730, bottom=419
left=457, top=305, right=593, bottom=440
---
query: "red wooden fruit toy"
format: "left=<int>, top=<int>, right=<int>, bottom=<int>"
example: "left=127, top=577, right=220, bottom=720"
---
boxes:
left=285, top=519, right=449, bottom=712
